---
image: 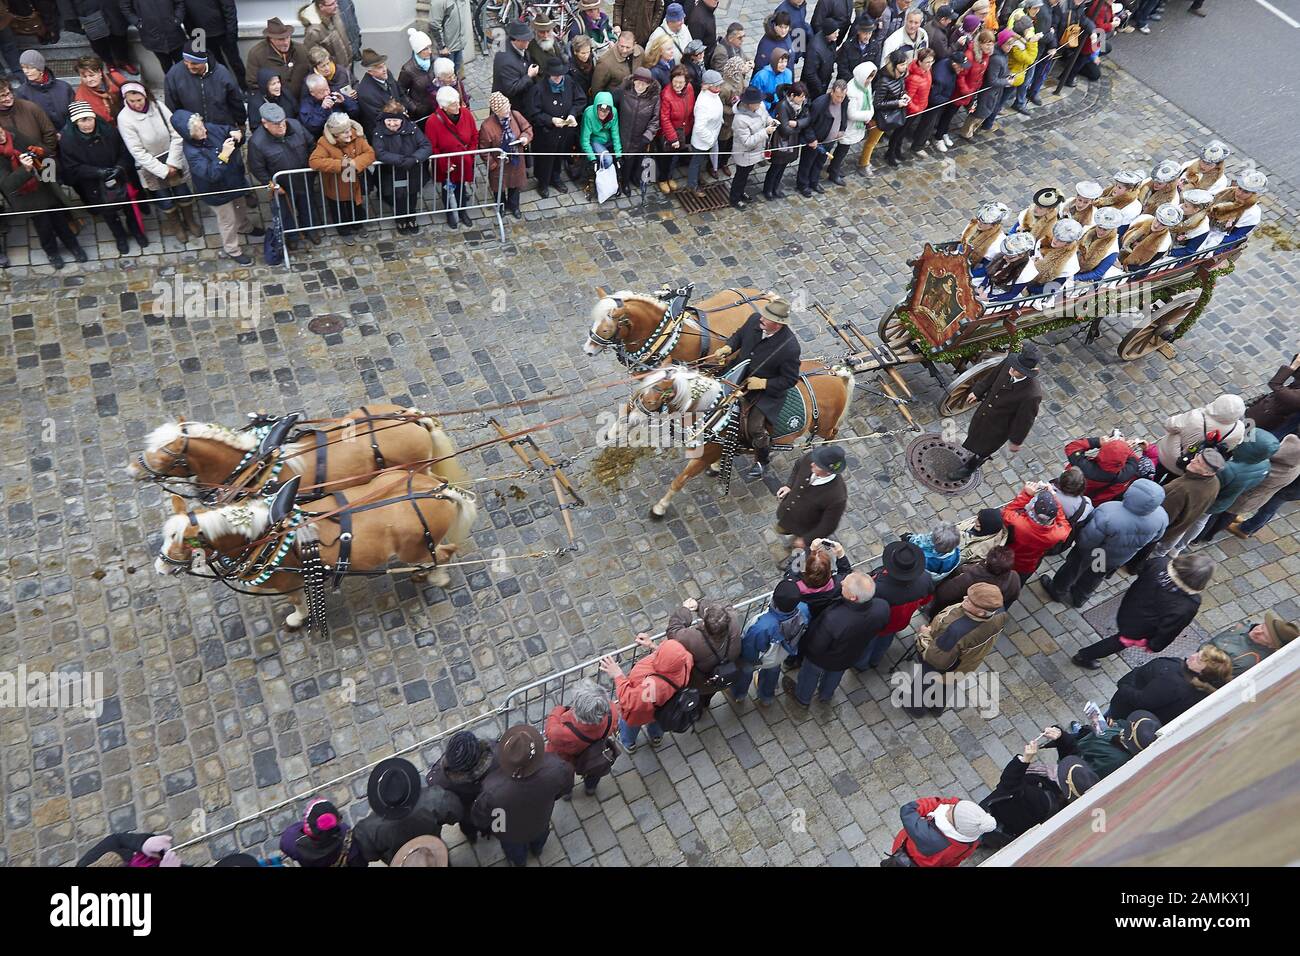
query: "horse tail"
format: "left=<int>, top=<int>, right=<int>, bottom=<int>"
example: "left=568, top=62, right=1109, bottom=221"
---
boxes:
left=406, top=408, right=470, bottom=488
left=440, top=486, right=479, bottom=548
left=831, top=367, right=856, bottom=436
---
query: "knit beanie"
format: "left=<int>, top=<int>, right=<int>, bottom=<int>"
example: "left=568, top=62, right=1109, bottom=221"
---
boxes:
left=951, top=800, right=997, bottom=841
left=408, top=27, right=433, bottom=55
left=772, top=579, right=802, bottom=614
left=975, top=508, right=1004, bottom=535
left=20, top=50, right=46, bottom=71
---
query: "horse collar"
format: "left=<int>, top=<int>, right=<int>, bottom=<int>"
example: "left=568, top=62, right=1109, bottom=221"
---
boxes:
left=621, top=301, right=685, bottom=370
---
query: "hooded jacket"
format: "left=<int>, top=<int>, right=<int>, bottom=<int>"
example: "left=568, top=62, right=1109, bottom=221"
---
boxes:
left=248, top=67, right=300, bottom=127
left=1156, top=395, right=1247, bottom=474
left=614, top=639, right=694, bottom=726
left=577, top=89, right=621, bottom=159
left=1073, top=478, right=1168, bottom=567
left=1232, top=434, right=1300, bottom=516
left=1001, top=488, right=1070, bottom=575
left=171, top=108, right=248, bottom=205
left=774, top=0, right=811, bottom=65
left=730, top=102, right=772, bottom=168
left=307, top=116, right=376, bottom=201
left=1207, top=430, right=1281, bottom=514
left=1065, top=436, right=1141, bottom=504
left=842, top=61, right=876, bottom=147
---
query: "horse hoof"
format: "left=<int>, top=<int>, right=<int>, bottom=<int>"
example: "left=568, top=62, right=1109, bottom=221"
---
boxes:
left=284, top=616, right=304, bottom=631
left=649, top=504, right=667, bottom=520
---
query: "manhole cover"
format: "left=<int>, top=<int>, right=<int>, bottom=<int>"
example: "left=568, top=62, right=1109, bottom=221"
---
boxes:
left=906, top=432, right=982, bottom=495
left=308, top=315, right=344, bottom=335
left=675, top=182, right=730, bottom=214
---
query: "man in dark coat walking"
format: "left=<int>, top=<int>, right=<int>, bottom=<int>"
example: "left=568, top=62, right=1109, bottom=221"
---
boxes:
left=707, top=295, right=803, bottom=478
left=776, top=445, right=848, bottom=549
left=953, top=343, right=1044, bottom=479
left=471, top=724, right=574, bottom=866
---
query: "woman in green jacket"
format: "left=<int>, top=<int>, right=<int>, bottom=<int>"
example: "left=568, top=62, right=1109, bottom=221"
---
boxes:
left=579, top=90, right=622, bottom=174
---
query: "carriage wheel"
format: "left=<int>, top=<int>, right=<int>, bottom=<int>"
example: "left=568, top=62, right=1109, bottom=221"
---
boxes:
left=1115, top=289, right=1203, bottom=362
left=938, top=355, right=1002, bottom=416
left=877, top=308, right=914, bottom=352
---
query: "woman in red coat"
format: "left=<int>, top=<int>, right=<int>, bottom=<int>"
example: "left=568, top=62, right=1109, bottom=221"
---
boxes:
left=889, top=796, right=997, bottom=867
left=424, top=85, right=478, bottom=229
left=1001, top=483, right=1071, bottom=582
left=544, top=681, right=621, bottom=796
left=600, top=633, right=693, bottom=752
left=953, top=29, right=993, bottom=107
left=655, top=65, right=695, bottom=192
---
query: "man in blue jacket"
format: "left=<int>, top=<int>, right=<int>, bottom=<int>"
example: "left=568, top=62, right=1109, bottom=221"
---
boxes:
left=164, top=41, right=247, bottom=127
left=731, top=580, right=810, bottom=704
left=1041, top=478, right=1167, bottom=608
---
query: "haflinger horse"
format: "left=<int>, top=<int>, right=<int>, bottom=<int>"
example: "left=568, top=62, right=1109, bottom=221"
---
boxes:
left=585, top=287, right=777, bottom=370
left=620, top=362, right=856, bottom=518
left=154, top=472, right=478, bottom=632
left=129, top=403, right=468, bottom=501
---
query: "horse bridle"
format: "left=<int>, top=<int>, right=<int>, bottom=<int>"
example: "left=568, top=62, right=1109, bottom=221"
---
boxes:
left=157, top=510, right=204, bottom=567
left=135, top=432, right=191, bottom=482
left=587, top=297, right=632, bottom=349
left=633, top=376, right=678, bottom=416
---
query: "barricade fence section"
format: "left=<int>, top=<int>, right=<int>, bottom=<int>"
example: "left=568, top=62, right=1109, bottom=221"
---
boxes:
left=172, top=587, right=775, bottom=864
left=270, top=147, right=507, bottom=266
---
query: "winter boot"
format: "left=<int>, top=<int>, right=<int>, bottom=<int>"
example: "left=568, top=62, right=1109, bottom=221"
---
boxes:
left=960, top=116, right=980, bottom=140
left=457, top=184, right=472, bottom=226
left=179, top=200, right=203, bottom=237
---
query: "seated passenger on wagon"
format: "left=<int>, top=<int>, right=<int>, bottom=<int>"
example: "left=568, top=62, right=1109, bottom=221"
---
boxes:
left=981, top=231, right=1036, bottom=300
left=1095, top=168, right=1144, bottom=236
left=1178, top=139, right=1229, bottom=196
left=1061, top=180, right=1101, bottom=228
left=1203, top=170, right=1266, bottom=250
left=1072, top=206, right=1124, bottom=282
left=993, top=218, right=1083, bottom=301
left=1167, top=189, right=1214, bottom=259
left=960, top=200, right=1009, bottom=279
left=1118, top=202, right=1183, bottom=273
left=1007, top=186, right=1062, bottom=245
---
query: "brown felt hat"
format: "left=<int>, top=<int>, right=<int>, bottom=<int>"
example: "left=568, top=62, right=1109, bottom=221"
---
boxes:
left=360, top=48, right=388, bottom=67
left=263, top=17, right=294, bottom=38
left=1264, top=610, right=1299, bottom=646
left=500, top=724, right=546, bottom=778
left=759, top=296, right=791, bottom=325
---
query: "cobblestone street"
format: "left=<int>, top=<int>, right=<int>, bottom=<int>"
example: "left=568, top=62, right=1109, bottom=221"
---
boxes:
left=2, top=9, right=1298, bottom=866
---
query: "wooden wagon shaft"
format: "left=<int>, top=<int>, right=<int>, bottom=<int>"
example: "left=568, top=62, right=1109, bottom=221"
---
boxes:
left=551, top=474, right=577, bottom=543
left=815, top=305, right=917, bottom=426
left=489, top=417, right=585, bottom=508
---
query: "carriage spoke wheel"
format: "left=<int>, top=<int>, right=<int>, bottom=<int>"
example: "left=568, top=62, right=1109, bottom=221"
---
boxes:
left=1116, top=288, right=1203, bottom=361
left=938, top=359, right=998, bottom=417
left=877, top=308, right=913, bottom=353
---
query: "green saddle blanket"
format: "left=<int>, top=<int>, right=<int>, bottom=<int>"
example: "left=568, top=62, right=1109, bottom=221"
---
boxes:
left=770, top=386, right=808, bottom=439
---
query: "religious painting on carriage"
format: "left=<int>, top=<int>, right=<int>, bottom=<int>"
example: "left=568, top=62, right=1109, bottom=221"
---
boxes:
left=906, top=244, right=985, bottom=351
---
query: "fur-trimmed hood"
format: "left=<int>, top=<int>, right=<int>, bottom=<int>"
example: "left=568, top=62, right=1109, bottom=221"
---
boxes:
left=321, top=116, right=365, bottom=145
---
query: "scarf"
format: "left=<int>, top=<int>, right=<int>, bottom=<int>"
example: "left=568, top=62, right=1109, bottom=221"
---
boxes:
left=1019, top=206, right=1058, bottom=244
left=1209, top=193, right=1257, bottom=231
left=1096, top=183, right=1138, bottom=211
left=1028, top=240, right=1079, bottom=286
left=1172, top=208, right=1208, bottom=242
left=1183, top=160, right=1223, bottom=192
left=498, top=111, right=520, bottom=165
left=961, top=220, right=1002, bottom=263
left=1076, top=227, right=1117, bottom=273
left=1119, top=218, right=1168, bottom=268
left=415, top=53, right=431, bottom=71
left=1064, top=199, right=1093, bottom=227
left=1140, top=179, right=1178, bottom=216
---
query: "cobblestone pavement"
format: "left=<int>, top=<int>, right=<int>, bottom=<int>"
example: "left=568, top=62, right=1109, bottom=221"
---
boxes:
left=2, top=12, right=1299, bottom=866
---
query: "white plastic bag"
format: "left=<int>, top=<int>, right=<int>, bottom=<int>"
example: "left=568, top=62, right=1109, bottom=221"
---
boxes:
left=595, top=162, right=619, bottom=203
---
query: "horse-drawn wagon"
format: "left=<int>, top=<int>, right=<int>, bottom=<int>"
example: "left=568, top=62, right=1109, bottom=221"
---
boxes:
left=830, top=234, right=1248, bottom=417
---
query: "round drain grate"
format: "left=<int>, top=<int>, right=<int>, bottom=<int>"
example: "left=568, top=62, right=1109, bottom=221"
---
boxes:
left=906, top=432, right=982, bottom=495
left=308, top=315, right=345, bottom=335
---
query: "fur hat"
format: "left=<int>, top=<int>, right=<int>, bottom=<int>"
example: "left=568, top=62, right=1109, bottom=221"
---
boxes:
left=1075, top=180, right=1102, bottom=201
left=1092, top=207, right=1123, bottom=230
left=977, top=200, right=1009, bottom=224
left=1113, top=169, right=1145, bottom=186
left=1053, top=218, right=1084, bottom=243
left=1154, top=203, right=1184, bottom=228
left=1181, top=188, right=1214, bottom=208
left=1149, top=159, right=1181, bottom=184
left=1002, top=231, right=1037, bottom=256
left=1199, top=139, right=1231, bottom=164
left=1235, top=169, right=1267, bottom=193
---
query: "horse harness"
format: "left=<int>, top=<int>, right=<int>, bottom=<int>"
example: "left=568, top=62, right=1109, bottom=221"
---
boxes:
left=301, top=405, right=390, bottom=486
left=600, top=287, right=769, bottom=372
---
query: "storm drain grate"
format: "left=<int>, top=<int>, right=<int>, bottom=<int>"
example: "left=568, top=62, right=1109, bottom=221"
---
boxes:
left=676, top=182, right=730, bottom=214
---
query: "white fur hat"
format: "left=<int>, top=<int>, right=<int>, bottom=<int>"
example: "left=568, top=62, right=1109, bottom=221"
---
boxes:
left=1154, top=203, right=1184, bottom=228
left=1075, top=180, right=1102, bottom=200
left=1092, top=206, right=1123, bottom=230
left=1053, top=218, right=1085, bottom=243
left=1002, top=231, right=1037, bottom=256
left=977, top=201, right=1009, bottom=224
left=1200, top=139, right=1231, bottom=164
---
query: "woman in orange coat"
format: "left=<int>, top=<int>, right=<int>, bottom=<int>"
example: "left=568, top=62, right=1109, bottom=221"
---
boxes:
left=544, top=680, right=621, bottom=796
left=600, top=633, right=693, bottom=752
left=478, top=91, right=532, bottom=221
left=308, top=112, right=376, bottom=242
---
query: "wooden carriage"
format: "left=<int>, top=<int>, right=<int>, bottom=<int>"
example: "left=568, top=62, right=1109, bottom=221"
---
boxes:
left=834, top=234, right=1248, bottom=417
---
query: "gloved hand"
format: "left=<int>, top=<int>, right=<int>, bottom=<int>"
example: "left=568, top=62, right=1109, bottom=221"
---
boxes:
left=709, top=345, right=733, bottom=362
left=745, top=376, right=766, bottom=391
left=101, top=166, right=123, bottom=182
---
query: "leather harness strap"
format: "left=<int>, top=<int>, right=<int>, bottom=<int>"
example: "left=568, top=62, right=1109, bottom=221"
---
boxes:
left=329, top=491, right=353, bottom=588
left=358, top=405, right=387, bottom=469
left=313, top=430, right=329, bottom=484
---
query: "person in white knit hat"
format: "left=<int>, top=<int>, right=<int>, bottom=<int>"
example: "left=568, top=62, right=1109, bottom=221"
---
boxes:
left=398, top=28, right=438, bottom=121
left=887, top=796, right=998, bottom=866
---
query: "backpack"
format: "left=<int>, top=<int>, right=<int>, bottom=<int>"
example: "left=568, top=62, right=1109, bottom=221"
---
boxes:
left=1175, top=415, right=1238, bottom=472
left=564, top=716, right=619, bottom=779
left=1045, top=499, right=1093, bottom=556
left=759, top=608, right=809, bottom=667
left=651, top=673, right=703, bottom=733
left=699, top=623, right=743, bottom=691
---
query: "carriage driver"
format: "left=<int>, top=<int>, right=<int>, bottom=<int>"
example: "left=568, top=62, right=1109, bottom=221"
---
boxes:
left=704, top=296, right=803, bottom=479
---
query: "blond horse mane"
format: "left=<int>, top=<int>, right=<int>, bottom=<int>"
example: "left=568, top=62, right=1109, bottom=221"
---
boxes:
left=145, top=421, right=259, bottom=453
left=161, top=500, right=271, bottom=550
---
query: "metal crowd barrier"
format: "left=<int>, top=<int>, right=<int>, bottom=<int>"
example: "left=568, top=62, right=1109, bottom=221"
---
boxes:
left=269, top=146, right=507, bottom=268
left=171, top=586, right=776, bottom=863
